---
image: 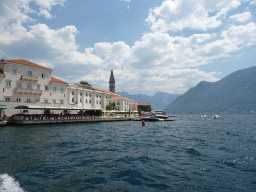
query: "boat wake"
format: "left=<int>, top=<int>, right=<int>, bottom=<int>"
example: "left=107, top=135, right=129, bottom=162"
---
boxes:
left=0, top=174, right=25, bottom=192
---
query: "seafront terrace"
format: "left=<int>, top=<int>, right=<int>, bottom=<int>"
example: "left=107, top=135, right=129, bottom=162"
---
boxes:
left=10, top=113, right=136, bottom=125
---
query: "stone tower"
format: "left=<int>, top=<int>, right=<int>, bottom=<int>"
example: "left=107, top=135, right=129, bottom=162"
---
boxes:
left=109, top=70, right=115, bottom=93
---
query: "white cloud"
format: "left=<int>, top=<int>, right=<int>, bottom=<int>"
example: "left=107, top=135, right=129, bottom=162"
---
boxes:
left=251, top=0, right=256, bottom=5
left=35, top=0, right=66, bottom=9
left=39, top=9, right=53, bottom=19
left=195, top=22, right=256, bottom=60
left=85, top=41, right=131, bottom=69
left=146, top=0, right=241, bottom=32
left=230, top=12, right=251, bottom=22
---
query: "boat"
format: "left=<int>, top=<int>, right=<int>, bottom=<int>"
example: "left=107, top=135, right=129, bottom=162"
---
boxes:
left=140, top=117, right=162, bottom=121
left=151, top=110, right=169, bottom=119
left=201, top=115, right=207, bottom=118
left=212, top=115, right=220, bottom=119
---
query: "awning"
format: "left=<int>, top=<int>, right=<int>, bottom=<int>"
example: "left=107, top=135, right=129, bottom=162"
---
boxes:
left=14, top=105, right=102, bottom=111
left=0, top=104, right=7, bottom=109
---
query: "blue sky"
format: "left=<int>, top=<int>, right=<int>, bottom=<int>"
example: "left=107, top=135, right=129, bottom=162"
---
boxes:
left=0, top=0, right=256, bottom=96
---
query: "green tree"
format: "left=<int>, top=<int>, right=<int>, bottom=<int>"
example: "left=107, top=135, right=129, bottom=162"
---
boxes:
left=106, top=102, right=118, bottom=110
left=80, top=81, right=92, bottom=87
left=137, top=105, right=151, bottom=112
left=106, top=104, right=112, bottom=110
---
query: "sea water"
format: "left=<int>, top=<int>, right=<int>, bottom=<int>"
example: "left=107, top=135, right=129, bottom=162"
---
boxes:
left=0, top=114, right=255, bottom=191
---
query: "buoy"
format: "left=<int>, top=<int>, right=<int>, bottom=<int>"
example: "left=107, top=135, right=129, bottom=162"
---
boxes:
left=142, top=120, right=145, bottom=126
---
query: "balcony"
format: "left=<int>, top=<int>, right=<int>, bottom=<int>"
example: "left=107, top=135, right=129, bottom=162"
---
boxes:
left=21, top=74, right=38, bottom=82
left=15, top=88, right=43, bottom=95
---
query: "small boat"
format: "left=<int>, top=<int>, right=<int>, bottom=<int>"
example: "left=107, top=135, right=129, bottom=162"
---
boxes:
left=201, top=115, right=207, bottom=118
left=212, top=115, right=220, bottom=119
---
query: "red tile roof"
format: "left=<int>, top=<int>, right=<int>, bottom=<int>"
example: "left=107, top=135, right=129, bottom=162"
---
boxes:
left=137, top=103, right=151, bottom=106
left=108, top=96, right=136, bottom=102
left=5, top=59, right=52, bottom=71
left=76, top=83, right=119, bottom=95
left=51, top=77, right=68, bottom=84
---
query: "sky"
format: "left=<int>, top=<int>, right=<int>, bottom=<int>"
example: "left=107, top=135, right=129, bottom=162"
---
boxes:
left=0, top=0, right=256, bottom=96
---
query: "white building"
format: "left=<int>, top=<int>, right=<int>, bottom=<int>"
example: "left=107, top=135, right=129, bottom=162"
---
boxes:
left=0, top=59, right=137, bottom=116
left=67, top=83, right=119, bottom=110
left=107, top=96, right=137, bottom=112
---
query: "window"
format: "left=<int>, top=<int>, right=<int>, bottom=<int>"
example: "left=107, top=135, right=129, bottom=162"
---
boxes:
left=45, top=100, right=48, bottom=103
left=60, top=100, right=63, bottom=104
left=5, top=98, right=10, bottom=102
left=42, top=74, right=44, bottom=78
left=61, top=87, right=64, bottom=92
left=89, top=99, right=91, bottom=104
left=96, top=94, right=98, bottom=98
left=89, top=93, right=91, bottom=97
left=17, top=98, right=21, bottom=102
left=64, top=94, right=65, bottom=97
left=117, top=102, right=120, bottom=105
left=27, top=99, right=31, bottom=103
left=86, top=92, right=88, bottom=96
left=36, top=99, right=40, bottom=102
left=13, top=69, right=17, bottom=74
left=6, top=81, right=11, bottom=87
left=86, top=99, right=88, bottom=103
left=28, top=71, right=32, bottom=76
left=72, top=91, right=75, bottom=95
left=100, top=101, right=101, bottom=104
left=80, top=92, right=82, bottom=96
left=100, top=95, right=101, bottom=98
left=53, top=87, right=56, bottom=91
left=45, top=86, right=48, bottom=90
left=37, top=85, right=40, bottom=90
left=17, top=83, right=21, bottom=88
left=96, top=100, right=98, bottom=104
left=53, top=100, right=56, bottom=103
left=80, top=98, right=82, bottom=103
left=27, top=83, right=31, bottom=89
left=72, top=97, right=74, bottom=102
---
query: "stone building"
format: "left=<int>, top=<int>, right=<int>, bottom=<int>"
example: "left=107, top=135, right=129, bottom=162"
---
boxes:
left=0, top=59, right=137, bottom=116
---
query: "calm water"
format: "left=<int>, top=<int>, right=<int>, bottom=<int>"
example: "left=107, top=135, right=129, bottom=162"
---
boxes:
left=0, top=114, right=256, bottom=191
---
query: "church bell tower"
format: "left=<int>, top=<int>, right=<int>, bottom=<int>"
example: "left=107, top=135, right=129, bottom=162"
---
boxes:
left=109, top=70, right=115, bottom=93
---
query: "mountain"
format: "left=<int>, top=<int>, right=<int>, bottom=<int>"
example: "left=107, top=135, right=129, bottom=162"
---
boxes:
left=117, top=91, right=180, bottom=110
left=164, top=66, right=256, bottom=114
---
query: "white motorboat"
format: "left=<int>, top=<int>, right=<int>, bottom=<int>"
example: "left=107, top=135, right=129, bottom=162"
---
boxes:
left=212, top=115, right=220, bottom=119
left=151, top=110, right=169, bottom=119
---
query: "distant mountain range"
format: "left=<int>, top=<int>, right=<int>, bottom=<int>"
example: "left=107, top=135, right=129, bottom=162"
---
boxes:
left=164, top=66, right=256, bottom=114
left=117, top=91, right=180, bottom=110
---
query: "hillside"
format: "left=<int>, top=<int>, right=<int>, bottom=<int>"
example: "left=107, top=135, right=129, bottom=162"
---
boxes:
left=164, top=66, right=256, bottom=114
left=117, top=91, right=180, bottom=110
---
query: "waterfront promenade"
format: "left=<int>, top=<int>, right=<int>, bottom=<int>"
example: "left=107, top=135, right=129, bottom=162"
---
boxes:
left=9, top=114, right=134, bottom=126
